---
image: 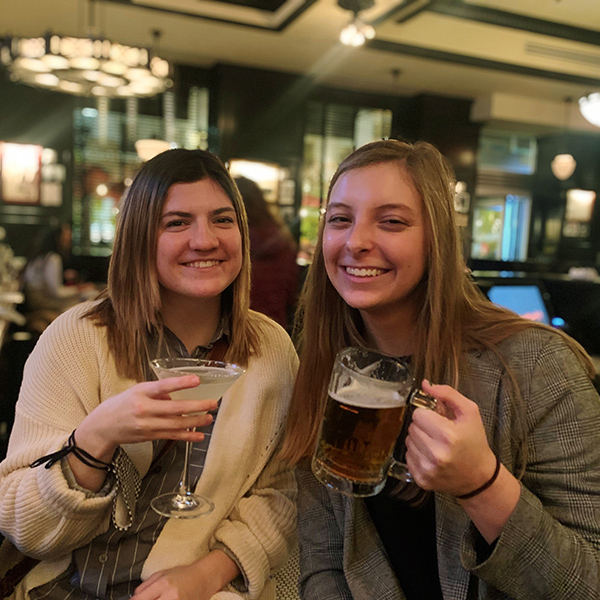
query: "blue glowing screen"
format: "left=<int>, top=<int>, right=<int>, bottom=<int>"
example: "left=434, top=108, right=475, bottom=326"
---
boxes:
left=488, top=285, right=550, bottom=325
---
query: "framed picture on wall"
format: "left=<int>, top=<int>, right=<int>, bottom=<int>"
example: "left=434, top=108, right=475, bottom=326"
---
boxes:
left=0, top=142, right=42, bottom=204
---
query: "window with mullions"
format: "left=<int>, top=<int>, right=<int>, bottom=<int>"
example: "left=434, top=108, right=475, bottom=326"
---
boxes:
left=298, top=102, right=392, bottom=264
left=72, top=87, right=210, bottom=257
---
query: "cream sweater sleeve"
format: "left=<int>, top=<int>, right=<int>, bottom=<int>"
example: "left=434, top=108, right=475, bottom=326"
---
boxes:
left=210, top=320, right=299, bottom=598
left=0, top=304, right=115, bottom=560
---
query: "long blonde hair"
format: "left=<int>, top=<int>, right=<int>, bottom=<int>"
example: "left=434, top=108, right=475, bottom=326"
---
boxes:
left=85, top=149, right=261, bottom=381
left=280, top=140, right=593, bottom=468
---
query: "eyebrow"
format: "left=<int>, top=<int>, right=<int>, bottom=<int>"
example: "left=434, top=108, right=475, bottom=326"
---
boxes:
left=327, top=201, right=416, bottom=214
left=161, top=206, right=236, bottom=219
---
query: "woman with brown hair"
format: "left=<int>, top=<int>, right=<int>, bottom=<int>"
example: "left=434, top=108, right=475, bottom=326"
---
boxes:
left=281, top=139, right=600, bottom=599
left=0, top=149, right=298, bottom=600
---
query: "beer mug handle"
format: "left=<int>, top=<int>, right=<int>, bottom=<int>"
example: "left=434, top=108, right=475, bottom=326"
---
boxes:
left=409, top=388, right=437, bottom=411
left=387, top=388, right=437, bottom=484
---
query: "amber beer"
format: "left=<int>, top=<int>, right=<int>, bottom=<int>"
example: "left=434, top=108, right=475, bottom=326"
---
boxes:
left=314, top=387, right=407, bottom=491
left=311, top=346, right=419, bottom=496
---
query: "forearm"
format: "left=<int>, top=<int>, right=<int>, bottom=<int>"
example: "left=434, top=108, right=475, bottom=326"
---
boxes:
left=0, top=455, right=113, bottom=558
left=458, top=463, right=521, bottom=544
left=461, top=484, right=600, bottom=600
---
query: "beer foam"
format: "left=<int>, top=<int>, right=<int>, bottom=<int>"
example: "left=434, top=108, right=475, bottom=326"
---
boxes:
left=331, top=380, right=406, bottom=408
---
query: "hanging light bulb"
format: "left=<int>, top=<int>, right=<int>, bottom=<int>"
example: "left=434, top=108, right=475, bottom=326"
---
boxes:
left=550, top=98, right=577, bottom=180
left=338, top=0, right=376, bottom=47
left=340, top=15, right=375, bottom=46
left=551, top=154, right=577, bottom=181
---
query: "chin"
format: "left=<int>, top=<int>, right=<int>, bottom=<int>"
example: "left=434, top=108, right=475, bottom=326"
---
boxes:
left=340, top=295, right=383, bottom=312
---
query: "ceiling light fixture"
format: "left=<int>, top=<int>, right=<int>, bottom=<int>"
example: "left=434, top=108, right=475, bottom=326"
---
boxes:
left=578, top=93, right=600, bottom=128
left=550, top=97, right=577, bottom=181
left=551, top=153, right=577, bottom=181
left=338, top=0, right=376, bottom=47
left=0, top=2, right=172, bottom=99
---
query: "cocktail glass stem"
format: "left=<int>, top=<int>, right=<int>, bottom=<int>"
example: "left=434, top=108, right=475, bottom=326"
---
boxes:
left=176, top=438, right=194, bottom=501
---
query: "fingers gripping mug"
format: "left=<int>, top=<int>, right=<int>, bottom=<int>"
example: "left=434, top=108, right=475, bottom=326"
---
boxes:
left=311, top=347, right=436, bottom=497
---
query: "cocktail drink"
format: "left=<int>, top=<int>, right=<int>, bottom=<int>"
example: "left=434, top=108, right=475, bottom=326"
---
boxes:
left=149, top=357, right=245, bottom=518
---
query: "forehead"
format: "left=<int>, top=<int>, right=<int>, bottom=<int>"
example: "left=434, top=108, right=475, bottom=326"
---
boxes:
left=163, top=178, right=234, bottom=211
left=329, top=162, right=421, bottom=211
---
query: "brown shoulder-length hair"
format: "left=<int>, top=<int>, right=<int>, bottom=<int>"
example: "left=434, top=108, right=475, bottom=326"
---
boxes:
left=280, top=139, right=594, bottom=467
left=85, top=148, right=261, bottom=381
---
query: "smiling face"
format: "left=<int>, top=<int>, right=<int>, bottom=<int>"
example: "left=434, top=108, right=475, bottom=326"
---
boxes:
left=156, top=178, right=243, bottom=308
left=323, top=161, right=428, bottom=325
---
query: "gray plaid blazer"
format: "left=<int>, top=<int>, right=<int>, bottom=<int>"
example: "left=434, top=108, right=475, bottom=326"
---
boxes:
left=296, top=328, right=600, bottom=600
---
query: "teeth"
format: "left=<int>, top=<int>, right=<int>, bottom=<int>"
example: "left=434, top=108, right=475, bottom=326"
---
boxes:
left=187, top=260, right=219, bottom=268
left=345, top=267, right=385, bottom=277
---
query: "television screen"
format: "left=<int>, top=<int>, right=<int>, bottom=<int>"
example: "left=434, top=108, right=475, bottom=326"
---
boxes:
left=487, top=284, right=551, bottom=325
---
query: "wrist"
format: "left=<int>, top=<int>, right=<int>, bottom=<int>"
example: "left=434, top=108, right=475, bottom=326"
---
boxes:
left=75, top=418, right=119, bottom=464
left=456, top=454, right=501, bottom=500
left=457, top=464, right=521, bottom=544
left=196, top=550, right=240, bottom=594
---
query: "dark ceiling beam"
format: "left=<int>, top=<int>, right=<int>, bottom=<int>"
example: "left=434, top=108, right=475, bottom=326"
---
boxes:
left=428, top=0, right=600, bottom=47
left=368, top=38, right=600, bottom=87
left=98, top=0, right=317, bottom=31
left=371, top=0, right=432, bottom=27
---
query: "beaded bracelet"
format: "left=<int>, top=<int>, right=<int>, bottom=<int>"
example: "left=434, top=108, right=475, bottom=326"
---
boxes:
left=30, top=430, right=112, bottom=471
left=456, top=455, right=501, bottom=500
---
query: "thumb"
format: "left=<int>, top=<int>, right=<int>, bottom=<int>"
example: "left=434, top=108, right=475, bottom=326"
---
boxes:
left=421, top=380, right=471, bottom=420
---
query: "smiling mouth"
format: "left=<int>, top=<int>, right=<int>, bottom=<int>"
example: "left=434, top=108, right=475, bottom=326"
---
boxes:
left=184, top=260, right=221, bottom=268
left=344, top=266, right=387, bottom=277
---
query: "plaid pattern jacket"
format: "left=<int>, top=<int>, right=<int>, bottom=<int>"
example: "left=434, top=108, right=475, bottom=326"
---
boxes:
left=297, top=327, right=600, bottom=600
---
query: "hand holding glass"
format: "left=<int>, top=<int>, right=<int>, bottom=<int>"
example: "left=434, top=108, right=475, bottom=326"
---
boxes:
left=149, top=357, right=244, bottom=518
left=312, top=347, right=436, bottom=497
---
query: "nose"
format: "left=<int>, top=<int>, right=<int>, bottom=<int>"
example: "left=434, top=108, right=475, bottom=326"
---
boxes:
left=345, top=222, right=374, bottom=254
left=189, top=219, right=219, bottom=251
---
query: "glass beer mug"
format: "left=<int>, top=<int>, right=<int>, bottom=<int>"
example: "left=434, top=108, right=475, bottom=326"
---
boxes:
left=312, top=347, right=436, bottom=497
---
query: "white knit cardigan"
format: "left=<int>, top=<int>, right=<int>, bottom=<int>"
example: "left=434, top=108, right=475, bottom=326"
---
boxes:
left=0, top=302, right=299, bottom=600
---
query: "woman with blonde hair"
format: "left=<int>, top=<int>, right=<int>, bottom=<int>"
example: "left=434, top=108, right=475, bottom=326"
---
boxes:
left=281, top=139, right=600, bottom=599
left=0, top=149, right=298, bottom=600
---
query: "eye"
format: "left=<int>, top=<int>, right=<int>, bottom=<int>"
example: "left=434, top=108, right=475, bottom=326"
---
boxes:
left=215, top=216, right=235, bottom=225
left=164, top=218, right=188, bottom=229
left=381, top=217, right=409, bottom=229
left=326, top=214, right=351, bottom=225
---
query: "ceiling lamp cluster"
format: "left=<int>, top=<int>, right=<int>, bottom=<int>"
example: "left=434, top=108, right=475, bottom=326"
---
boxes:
left=338, top=0, right=376, bottom=47
left=0, top=31, right=172, bottom=98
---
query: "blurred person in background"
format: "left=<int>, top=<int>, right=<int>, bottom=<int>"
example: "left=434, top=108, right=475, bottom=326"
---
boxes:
left=22, top=222, right=96, bottom=332
left=235, top=177, right=299, bottom=331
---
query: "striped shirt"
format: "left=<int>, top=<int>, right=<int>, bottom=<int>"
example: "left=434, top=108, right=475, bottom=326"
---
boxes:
left=30, top=325, right=228, bottom=600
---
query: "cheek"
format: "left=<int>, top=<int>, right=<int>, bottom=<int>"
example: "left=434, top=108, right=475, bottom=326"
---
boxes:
left=322, top=230, right=339, bottom=264
left=322, top=238, right=337, bottom=278
left=230, top=234, right=243, bottom=273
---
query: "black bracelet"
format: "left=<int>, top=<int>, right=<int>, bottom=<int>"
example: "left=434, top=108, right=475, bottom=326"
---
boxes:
left=456, top=455, right=501, bottom=500
left=30, top=430, right=112, bottom=471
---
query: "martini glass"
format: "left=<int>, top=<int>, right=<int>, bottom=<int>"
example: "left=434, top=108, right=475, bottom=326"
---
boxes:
left=149, top=357, right=245, bottom=518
